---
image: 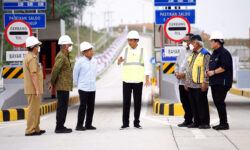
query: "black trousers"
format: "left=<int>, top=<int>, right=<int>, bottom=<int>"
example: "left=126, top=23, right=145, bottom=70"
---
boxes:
left=211, top=85, right=230, bottom=125
left=77, top=90, right=96, bottom=127
left=188, top=88, right=210, bottom=125
left=122, top=82, right=143, bottom=126
left=56, top=90, right=69, bottom=129
left=179, top=85, right=193, bottom=123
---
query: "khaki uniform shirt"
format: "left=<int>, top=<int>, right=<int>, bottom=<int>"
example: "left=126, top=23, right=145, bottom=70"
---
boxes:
left=23, top=52, right=44, bottom=94
left=50, top=50, right=73, bottom=91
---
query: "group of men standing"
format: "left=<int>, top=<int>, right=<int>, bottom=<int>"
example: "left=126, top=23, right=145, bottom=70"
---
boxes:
left=23, top=30, right=149, bottom=136
left=175, top=32, right=233, bottom=130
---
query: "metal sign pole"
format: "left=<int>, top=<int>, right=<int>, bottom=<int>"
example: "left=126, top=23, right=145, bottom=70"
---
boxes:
left=0, top=33, right=4, bottom=64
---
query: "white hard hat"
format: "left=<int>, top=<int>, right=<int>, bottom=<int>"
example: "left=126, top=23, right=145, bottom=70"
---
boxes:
left=127, top=30, right=140, bottom=39
left=80, top=41, right=93, bottom=52
left=58, top=35, right=73, bottom=45
left=209, top=31, right=224, bottom=40
left=25, top=36, right=42, bottom=48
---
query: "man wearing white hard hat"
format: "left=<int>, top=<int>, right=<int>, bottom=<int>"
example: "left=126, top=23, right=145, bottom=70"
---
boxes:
left=118, top=30, right=150, bottom=130
left=206, top=31, right=233, bottom=130
left=51, top=35, right=73, bottom=133
left=73, top=41, right=97, bottom=131
left=23, top=36, right=45, bottom=136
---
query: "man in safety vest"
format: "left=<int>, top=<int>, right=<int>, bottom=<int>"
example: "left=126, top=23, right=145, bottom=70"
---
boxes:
left=118, top=30, right=150, bottom=130
left=184, top=35, right=211, bottom=129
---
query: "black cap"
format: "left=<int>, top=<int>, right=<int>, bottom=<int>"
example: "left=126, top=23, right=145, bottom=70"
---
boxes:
left=190, top=35, right=202, bottom=41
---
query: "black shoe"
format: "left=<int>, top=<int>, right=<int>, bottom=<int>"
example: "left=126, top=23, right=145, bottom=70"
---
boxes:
left=120, top=125, right=129, bottom=130
left=134, top=124, right=142, bottom=129
left=213, top=124, right=229, bottom=130
left=187, top=123, right=199, bottom=128
left=37, top=130, right=46, bottom=135
left=178, top=122, right=192, bottom=127
left=55, top=127, right=72, bottom=133
left=85, top=125, right=96, bottom=130
left=199, top=124, right=211, bottom=129
left=75, top=126, right=86, bottom=131
left=25, top=132, right=41, bottom=136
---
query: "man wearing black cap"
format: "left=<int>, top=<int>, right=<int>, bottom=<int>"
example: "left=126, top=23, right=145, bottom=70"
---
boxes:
left=184, top=35, right=211, bottom=129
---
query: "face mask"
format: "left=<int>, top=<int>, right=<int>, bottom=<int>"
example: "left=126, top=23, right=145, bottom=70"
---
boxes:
left=182, top=42, right=187, bottom=48
left=189, top=44, right=194, bottom=51
left=68, top=46, right=73, bottom=52
left=38, top=46, right=41, bottom=53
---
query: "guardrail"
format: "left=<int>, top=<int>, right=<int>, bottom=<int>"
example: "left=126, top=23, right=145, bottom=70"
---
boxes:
left=94, top=30, right=127, bottom=76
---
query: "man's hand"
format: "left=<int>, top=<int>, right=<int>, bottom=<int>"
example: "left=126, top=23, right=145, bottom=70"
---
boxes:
left=118, top=57, right=124, bottom=65
left=177, top=73, right=185, bottom=79
left=36, top=89, right=40, bottom=98
left=206, top=70, right=215, bottom=77
left=184, top=84, right=188, bottom=91
left=144, top=75, right=150, bottom=87
left=201, top=82, right=208, bottom=92
left=175, top=72, right=179, bottom=79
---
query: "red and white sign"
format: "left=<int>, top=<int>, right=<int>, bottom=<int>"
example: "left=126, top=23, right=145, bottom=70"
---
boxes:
left=5, top=20, right=32, bottom=47
left=164, top=16, right=191, bottom=43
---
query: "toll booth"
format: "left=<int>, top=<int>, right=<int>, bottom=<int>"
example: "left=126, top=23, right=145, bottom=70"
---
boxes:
left=38, top=19, right=65, bottom=99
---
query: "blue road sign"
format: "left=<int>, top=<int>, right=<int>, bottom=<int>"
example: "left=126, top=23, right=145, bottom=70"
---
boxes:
left=155, top=9, right=195, bottom=24
left=162, top=49, right=177, bottom=62
left=4, top=14, right=46, bottom=29
left=3, top=1, right=46, bottom=10
left=154, top=0, right=196, bottom=6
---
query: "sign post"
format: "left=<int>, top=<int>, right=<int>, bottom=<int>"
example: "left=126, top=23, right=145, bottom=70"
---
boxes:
left=5, top=20, right=32, bottom=47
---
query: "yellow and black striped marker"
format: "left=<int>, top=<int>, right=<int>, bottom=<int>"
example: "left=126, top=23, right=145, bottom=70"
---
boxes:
left=0, top=96, right=80, bottom=122
left=2, top=67, right=24, bottom=79
left=229, top=88, right=250, bottom=98
left=163, top=63, right=175, bottom=74
left=153, top=98, right=184, bottom=116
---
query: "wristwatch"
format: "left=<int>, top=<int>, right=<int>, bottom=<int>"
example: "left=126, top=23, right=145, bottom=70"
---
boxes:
left=214, top=70, right=216, bottom=75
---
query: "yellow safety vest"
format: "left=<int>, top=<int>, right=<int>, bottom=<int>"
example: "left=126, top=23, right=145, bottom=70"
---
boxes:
left=122, top=46, right=145, bottom=82
left=187, top=48, right=209, bottom=84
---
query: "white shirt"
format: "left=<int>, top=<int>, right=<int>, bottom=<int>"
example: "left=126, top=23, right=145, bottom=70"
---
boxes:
left=73, top=56, right=97, bottom=91
left=117, top=44, right=151, bottom=83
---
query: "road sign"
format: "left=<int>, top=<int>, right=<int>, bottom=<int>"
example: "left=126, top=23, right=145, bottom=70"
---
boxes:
left=6, top=51, right=28, bottom=62
left=164, top=16, right=191, bottom=43
left=154, top=0, right=196, bottom=6
left=5, top=20, right=32, bottom=47
left=162, top=48, right=177, bottom=62
left=4, top=13, right=46, bottom=29
left=164, top=46, right=184, bottom=57
left=163, top=62, right=175, bottom=74
left=155, top=10, right=195, bottom=24
left=3, top=0, right=46, bottom=10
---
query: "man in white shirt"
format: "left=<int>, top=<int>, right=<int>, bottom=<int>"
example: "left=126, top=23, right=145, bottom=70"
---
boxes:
left=118, top=30, right=150, bottom=130
left=175, top=33, right=194, bottom=127
left=73, top=41, right=97, bottom=131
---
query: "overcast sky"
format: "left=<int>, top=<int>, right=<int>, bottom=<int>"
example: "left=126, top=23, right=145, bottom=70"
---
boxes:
left=81, top=0, right=250, bottom=39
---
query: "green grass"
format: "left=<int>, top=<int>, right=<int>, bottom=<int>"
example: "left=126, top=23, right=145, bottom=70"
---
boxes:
left=66, top=26, right=117, bottom=65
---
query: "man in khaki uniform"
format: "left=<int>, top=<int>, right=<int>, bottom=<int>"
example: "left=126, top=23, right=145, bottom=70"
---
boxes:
left=50, top=35, right=73, bottom=133
left=23, top=36, right=45, bottom=136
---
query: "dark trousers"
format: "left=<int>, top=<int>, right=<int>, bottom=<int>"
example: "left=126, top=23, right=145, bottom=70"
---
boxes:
left=179, top=85, right=193, bottom=123
left=56, top=91, right=69, bottom=129
left=188, top=88, right=210, bottom=125
left=77, top=90, right=96, bottom=127
left=211, top=85, right=230, bottom=125
left=122, top=82, right=143, bottom=126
